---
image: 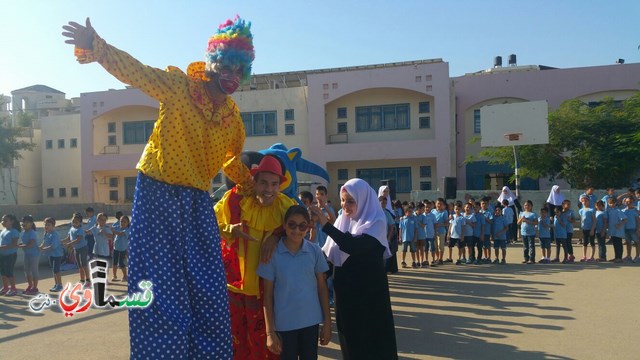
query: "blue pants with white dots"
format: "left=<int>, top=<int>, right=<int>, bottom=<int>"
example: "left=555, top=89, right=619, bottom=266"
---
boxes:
left=128, top=173, right=232, bottom=359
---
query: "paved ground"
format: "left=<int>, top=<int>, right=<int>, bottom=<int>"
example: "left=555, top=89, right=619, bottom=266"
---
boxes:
left=1, top=244, right=638, bottom=359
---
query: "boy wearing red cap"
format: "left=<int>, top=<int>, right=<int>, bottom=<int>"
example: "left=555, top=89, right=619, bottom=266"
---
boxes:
left=63, top=16, right=255, bottom=359
left=215, top=155, right=296, bottom=359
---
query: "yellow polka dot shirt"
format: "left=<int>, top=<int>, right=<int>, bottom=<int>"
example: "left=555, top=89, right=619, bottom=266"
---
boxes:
left=74, top=36, right=251, bottom=191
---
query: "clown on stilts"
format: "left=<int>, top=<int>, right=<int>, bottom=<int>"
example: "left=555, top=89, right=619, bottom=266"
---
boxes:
left=63, top=16, right=255, bottom=359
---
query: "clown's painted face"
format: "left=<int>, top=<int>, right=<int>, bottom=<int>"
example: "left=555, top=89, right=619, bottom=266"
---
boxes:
left=215, top=66, right=242, bottom=94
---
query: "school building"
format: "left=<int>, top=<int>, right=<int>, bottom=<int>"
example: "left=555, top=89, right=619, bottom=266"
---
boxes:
left=2, top=57, right=639, bottom=206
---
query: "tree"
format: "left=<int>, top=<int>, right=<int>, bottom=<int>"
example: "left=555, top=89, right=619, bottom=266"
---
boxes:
left=0, top=97, right=36, bottom=168
left=471, top=92, right=640, bottom=189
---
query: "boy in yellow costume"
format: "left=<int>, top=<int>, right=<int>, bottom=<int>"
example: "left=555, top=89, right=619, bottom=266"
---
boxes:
left=215, top=155, right=296, bottom=359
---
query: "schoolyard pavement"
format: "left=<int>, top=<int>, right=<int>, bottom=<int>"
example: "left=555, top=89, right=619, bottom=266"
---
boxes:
left=1, top=244, right=638, bottom=359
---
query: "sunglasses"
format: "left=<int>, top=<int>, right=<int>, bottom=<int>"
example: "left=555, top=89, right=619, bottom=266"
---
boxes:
left=286, top=221, right=309, bottom=231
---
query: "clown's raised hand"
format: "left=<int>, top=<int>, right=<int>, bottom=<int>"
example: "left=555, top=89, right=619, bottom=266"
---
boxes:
left=62, top=17, right=96, bottom=49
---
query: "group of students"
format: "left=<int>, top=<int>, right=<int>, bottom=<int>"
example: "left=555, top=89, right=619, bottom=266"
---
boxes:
left=0, top=207, right=131, bottom=296
left=391, top=185, right=640, bottom=268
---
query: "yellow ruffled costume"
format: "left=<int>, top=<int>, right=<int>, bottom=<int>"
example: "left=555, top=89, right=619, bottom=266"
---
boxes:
left=214, top=191, right=296, bottom=296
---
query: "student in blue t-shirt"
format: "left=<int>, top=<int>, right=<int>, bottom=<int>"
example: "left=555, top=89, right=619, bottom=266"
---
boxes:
left=258, top=205, right=331, bottom=358
left=578, top=196, right=596, bottom=262
left=423, top=206, right=437, bottom=266
left=84, top=207, right=97, bottom=260
left=62, top=213, right=91, bottom=288
left=112, top=215, right=130, bottom=282
left=607, top=197, right=627, bottom=262
left=518, top=200, right=538, bottom=264
left=399, top=206, right=418, bottom=268
left=480, top=200, right=494, bottom=263
left=491, top=205, right=509, bottom=264
left=462, top=203, right=477, bottom=264
left=594, top=200, right=608, bottom=262
left=18, top=215, right=40, bottom=295
left=40, top=217, right=64, bottom=292
left=537, top=207, right=552, bottom=263
left=414, top=203, right=428, bottom=268
left=472, top=202, right=485, bottom=265
left=447, top=202, right=466, bottom=265
left=622, top=197, right=640, bottom=262
left=432, top=198, right=449, bottom=265
left=552, top=208, right=569, bottom=263
left=0, top=214, right=21, bottom=296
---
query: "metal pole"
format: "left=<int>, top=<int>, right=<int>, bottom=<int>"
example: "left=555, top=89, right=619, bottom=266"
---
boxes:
left=513, top=145, right=520, bottom=198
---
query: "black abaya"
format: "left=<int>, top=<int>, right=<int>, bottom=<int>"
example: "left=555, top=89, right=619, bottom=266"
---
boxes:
left=322, top=223, right=398, bottom=360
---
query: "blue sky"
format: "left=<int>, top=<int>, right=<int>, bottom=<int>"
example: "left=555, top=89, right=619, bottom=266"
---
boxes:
left=1, top=0, right=638, bottom=99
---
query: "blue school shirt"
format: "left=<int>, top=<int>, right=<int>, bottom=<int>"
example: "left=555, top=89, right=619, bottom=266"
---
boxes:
left=622, top=208, right=638, bottom=230
left=432, top=209, right=449, bottom=235
left=519, top=211, right=537, bottom=236
left=563, top=210, right=575, bottom=233
left=21, top=229, right=39, bottom=257
left=0, top=229, right=20, bottom=255
left=602, top=194, right=616, bottom=210
left=93, top=225, right=112, bottom=257
left=502, top=207, right=514, bottom=225
left=554, top=217, right=567, bottom=239
left=423, top=212, right=436, bottom=239
left=415, top=213, right=427, bottom=240
left=463, top=214, right=476, bottom=237
left=595, top=211, right=607, bottom=233
left=482, top=210, right=493, bottom=236
left=538, top=216, right=551, bottom=238
left=43, top=231, right=64, bottom=257
left=473, top=212, right=485, bottom=238
left=69, top=226, right=87, bottom=250
left=114, top=227, right=130, bottom=252
left=86, top=215, right=97, bottom=234
left=257, top=239, right=329, bottom=332
left=449, top=215, right=465, bottom=239
left=578, top=193, right=597, bottom=209
left=400, top=216, right=417, bottom=243
left=579, top=208, right=595, bottom=230
left=607, top=208, right=626, bottom=238
left=492, top=215, right=507, bottom=240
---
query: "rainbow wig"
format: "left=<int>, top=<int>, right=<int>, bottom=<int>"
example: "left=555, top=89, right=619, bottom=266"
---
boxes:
left=205, top=16, right=255, bottom=82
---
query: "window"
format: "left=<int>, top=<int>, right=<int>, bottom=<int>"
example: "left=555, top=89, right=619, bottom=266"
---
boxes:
left=109, top=190, right=118, bottom=202
left=71, top=187, right=79, bottom=197
left=46, top=188, right=54, bottom=198
left=337, top=107, right=347, bottom=119
left=420, top=181, right=432, bottom=190
left=285, top=124, right=295, bottom=135
left=59, top=188, right=66, bottom=197
left=108, top=122, right=116, bottom=133
left=108, top=135, right=117, bottom=146
left=473, top=109, right=481, bottom=134
left=337, top=169, right=348, bottom=180
left=45, top=140, right=52, bottom=149
left=337, top=122, right=347, bottom=134
left=58, top=139, right=65, bottom=149
left=419, top=101, right=430, bottom=113
left=415, top=76, right=422, bottom=82
left=284, top=109, right=294, bottom=121
left=356, top=167, right=411, bottom=193
left=355, top=104, right=409, bottom=132
left=213, top=173, right=222, bottom=183
left=241, top=111, right=277, bottom=136
left=419, top=116, right=431, bottom=129
left=123, top=120, right=155, bottom=144
left=420, top=166, right=432, bottom=178
left=70, top=138, right=78, bottom=148
left=109, top=177, right=118, bottom=188
left=125, top=177, right=137, bottom=202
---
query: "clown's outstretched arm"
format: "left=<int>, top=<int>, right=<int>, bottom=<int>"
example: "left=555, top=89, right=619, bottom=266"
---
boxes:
left=62, top=17, right=188, bottom=103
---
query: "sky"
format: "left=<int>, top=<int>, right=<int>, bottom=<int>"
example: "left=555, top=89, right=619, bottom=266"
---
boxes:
left=1, top=0, right=639, bottom=99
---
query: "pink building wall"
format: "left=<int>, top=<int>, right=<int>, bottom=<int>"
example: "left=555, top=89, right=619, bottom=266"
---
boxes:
left=453, top=63, right=640, bottom=189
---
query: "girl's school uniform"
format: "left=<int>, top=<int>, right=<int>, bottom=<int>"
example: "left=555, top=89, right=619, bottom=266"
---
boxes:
left=21, top=229, right=40, bottom=278
left=69, top=226, right=88, bottom=267
left=538, top=216, right=552, bottom=249
left=0, top=229, right=20, bottom=278
left=113, top=227, right=130, bottom=268
left=257, top=240, right=329, bottom=356
left=43, top=231, right=64, bottom=273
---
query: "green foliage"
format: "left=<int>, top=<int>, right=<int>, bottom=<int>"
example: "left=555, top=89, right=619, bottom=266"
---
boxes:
left=472, top=92, right=640, bottom=188
left=0, top=97, right=36, bottom=168
left=16, top=111, right=34, bottom=127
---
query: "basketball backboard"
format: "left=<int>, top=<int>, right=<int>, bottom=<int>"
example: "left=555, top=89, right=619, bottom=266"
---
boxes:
left=480, top=100, right=549, bottom=147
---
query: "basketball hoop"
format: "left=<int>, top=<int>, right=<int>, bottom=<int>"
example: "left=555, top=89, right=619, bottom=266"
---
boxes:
left=504, top=133, right=522, bottom=141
